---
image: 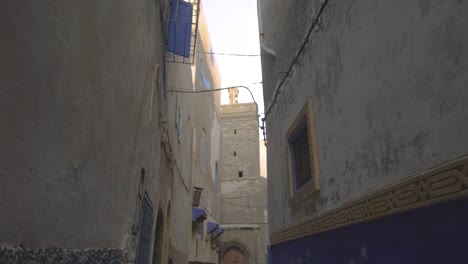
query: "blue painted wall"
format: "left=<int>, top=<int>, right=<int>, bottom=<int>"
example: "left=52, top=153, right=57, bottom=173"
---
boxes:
left=271, top=198, right=468, bottom=264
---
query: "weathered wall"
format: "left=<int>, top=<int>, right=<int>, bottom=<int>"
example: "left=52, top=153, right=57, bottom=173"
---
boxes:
left=219, top=102, right=269, bottom=264
left=165, top=36, right=196, bottom=264
left=184, top=7, right=223, bottom=264
left=220, top=179, right=267, bottom=224
left=220, top=226, right=268, bottom=264
left=220, top=103, right=266, bottom=224
left=260, top=0, right=468, bottom=235
left=0, top=0, right=168, bottom=255
left=192, top=31, right=222, bottom=222
left=220, top=103, right=260, bottom=180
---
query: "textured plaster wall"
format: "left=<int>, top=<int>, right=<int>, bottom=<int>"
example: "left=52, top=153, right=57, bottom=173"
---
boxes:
left=260, top=0, right=468, bottom=234
left=165, top=49, right=196, bottom=264
left=191, top=35, right=222, bottom=221
left=0, top=0, right=170, bottom=255
left=181, top=9, right=223, bottom=263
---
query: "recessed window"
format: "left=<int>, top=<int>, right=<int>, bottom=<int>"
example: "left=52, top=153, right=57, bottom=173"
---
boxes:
left=233, top=151, right=237, bottom=156
left=135, top=193, right=154, bottom=264
left=290, top=120, right=312, bottom=190
left=238, top=171, right=243, bottom=178
left=234, top=129, right=237, bottom=134
left=286, top=98, right=320, bottom=207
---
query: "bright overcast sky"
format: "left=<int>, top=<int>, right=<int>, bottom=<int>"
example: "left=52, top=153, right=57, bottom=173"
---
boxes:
left=202, top=0, right=267, bottom=176
left=201, top=0, right=264, bottom=115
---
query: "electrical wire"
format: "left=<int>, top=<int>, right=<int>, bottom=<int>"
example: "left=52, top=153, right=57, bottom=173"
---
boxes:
left=195, top=51, right=261, bottom=57
left=201, top=189, right=267, bottom=200
left=263, top=0, right=330, bottom=120
left=221, top=200, right=267, bottom=209
left=167, top=82, right=266, bottom=139
left=199, top=204, right=221, bottom=223
left=167, top=85, right=258, bottom=107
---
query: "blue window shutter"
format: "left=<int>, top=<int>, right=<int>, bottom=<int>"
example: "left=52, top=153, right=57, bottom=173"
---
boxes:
left=167, top=0, right=193, bottom=58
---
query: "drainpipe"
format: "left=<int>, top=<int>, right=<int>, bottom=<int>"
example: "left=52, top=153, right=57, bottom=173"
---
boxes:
left=257, top=0, right=264, bottom=45
left=257, top=0, right=276, bottom=57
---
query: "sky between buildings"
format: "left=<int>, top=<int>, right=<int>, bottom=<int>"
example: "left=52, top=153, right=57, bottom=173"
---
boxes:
left=202, top=0, right=264, bottom=110
left=202, top=0, right=267, bottom=177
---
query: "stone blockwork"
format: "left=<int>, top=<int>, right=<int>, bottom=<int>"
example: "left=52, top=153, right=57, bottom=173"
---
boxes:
left=219, top=99, right=269, bottom=264
left=220, top=103, right=260, bottom=180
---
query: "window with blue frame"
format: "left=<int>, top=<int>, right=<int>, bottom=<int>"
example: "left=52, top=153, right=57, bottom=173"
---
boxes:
left=167, top=0, right=193, bottom=58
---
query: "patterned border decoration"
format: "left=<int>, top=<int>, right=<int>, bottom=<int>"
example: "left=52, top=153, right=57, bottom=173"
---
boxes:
left=270, top=157, right=468, bottom=245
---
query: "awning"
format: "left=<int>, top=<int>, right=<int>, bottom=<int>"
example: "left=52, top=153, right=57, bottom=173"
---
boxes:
left=192, top=207, right=207, bottom=222
left=215, top=227, right=224, bottom=237
left=207, top=221, right=219, bottom=233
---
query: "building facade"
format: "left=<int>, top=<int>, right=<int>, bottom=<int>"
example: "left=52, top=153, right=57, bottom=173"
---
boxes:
left=219, top=89, right=269, bottom=264
left=185, top=6, right=224, bottom=264
left=0, top=0, right=221, bottom=263
left=258, top=0, right=468, bottom=263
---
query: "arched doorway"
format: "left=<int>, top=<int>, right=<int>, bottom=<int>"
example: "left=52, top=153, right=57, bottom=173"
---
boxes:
left=222, top=246, right=247, bottom=264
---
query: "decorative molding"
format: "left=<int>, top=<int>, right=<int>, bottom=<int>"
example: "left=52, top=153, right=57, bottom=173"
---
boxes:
left=286, top=98, right=321, bottom=207
left=270, top=157, right=468, bottom=245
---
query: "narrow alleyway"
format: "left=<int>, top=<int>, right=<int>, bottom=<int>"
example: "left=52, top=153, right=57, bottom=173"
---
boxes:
left=1, top=1, right=468, bottom=264
left=1, top=0, right=266, bottom=263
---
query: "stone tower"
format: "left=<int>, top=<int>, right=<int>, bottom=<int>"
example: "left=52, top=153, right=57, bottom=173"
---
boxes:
left=220, top=102, right=260, bottom=180
left=219, top=101, right=268, bottom=264
left=228, top=87, right=239, bottom=104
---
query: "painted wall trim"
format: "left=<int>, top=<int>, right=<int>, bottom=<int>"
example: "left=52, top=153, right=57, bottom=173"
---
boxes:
left=270, top=156, right=468, bottom=245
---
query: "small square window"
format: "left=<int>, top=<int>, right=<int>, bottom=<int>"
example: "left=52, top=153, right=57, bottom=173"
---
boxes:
left=238, top=171, right=243, bottom=178
left=286, top=98, right=320, bottom=207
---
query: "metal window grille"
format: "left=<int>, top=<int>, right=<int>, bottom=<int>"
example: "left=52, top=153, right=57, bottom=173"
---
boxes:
left=166, top=0, right=200, bottom=64
left=135, top=194, right=155, bottom=264
left=290, top=120, right=313, bottom=191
